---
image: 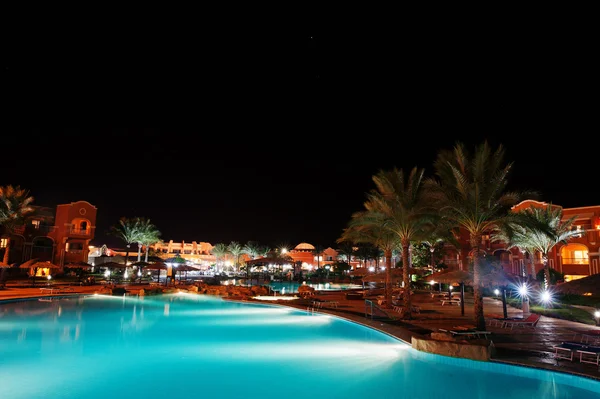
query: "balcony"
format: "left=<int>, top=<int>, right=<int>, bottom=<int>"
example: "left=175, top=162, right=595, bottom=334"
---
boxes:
left=561, top=257, right=589, bottom=265
left=69, top=229, right=91, bottom=236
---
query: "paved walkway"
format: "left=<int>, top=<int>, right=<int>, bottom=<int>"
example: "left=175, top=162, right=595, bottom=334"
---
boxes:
left=2, top=284, right=600, bottom=381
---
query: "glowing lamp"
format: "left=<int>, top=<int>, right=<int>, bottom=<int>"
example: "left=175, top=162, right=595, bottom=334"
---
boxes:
left=494, top=289, right=500, bottom=296
left=541, top=291, right=552, bottom=303
left=518, top=284, right=528, bottom=296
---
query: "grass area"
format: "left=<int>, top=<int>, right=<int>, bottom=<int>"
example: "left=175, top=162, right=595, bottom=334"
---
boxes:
left=505, top=297, right=597, bottom=325
left=555, top=293, right=600, bottom=308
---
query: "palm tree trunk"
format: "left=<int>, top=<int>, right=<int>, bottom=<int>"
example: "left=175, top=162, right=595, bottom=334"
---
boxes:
left=384, top=249, right=392, bottom=306
left=402, top=240, right=412, bottom=319
left=473, top=253, right=486, bottom=331
left=137, top=245, right=142, bottom=262
left=543, top=256, right=550, bottom=290
left=2, top=238, right=11, bottom=264
left=144, top=246, right=149, bottom=262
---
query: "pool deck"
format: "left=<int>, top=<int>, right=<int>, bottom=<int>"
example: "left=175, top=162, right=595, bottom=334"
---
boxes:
left=2, top=284, right=600, bottom=382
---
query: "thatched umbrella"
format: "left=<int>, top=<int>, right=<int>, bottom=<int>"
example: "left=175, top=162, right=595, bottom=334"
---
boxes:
left=19, top=259, right=61, bottom=287
left=164, top=255, right=187, bottom=285
left=64, top=261, right=94, bottom=268
left=135, top=261, right=167, bottom=284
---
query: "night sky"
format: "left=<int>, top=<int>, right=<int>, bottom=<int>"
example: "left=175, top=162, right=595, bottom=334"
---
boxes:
left=3, top=25, right=598, bottom=250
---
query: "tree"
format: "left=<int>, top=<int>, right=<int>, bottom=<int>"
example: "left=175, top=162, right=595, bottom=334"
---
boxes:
left=141, top=227, right=161, bottom=263
left=363, top=167, right=436, bottom=319
left=511, top=204, right=579, bottom=289
left=211, top=243, right=230, bottom=274
left=242, top=241, right=263, bottom=279
left=336, top=241, right=355, bottom=265
left=311, top=244, right=326, bottom=271
left=339, top=210, right=399, bottom=307
left=0, top=185, right=35, bottom=264
left=228, top=241, right=244, bottom=273
left=428, top=141, right=533, bottom=330
left=133, top=217, right=160, bottom=262
left=111, top=217, right=143, bottom=268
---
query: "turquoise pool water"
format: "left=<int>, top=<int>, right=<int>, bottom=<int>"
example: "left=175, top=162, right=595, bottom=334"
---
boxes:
left=269, top=281, right=363, bottom=293
left=0, top=294, right=598, bottom=399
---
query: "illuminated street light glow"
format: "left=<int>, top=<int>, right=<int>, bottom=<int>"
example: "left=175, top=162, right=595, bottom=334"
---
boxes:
left=540, top=290, right=552, bottom=303
left=518, top=284, right=528, bottom=296
left=494, top=289, right=500, bottom=296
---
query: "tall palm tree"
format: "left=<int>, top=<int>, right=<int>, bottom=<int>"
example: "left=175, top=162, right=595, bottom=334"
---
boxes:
left=0, top=185, right=35, bottom=264
left=141, top=227, right=162, bottom=263
left=428, top=140, right=532, bottom=330
left=211, top=243, right=230, bottom=274
left=228, top=241, right=244, bottom=273
left=111, top=217, right=142, bottom=268
left=339, top=210, right=399, bottom=306
left=134, top=217, right=160, bottom=262
left=364, top=167, right=436, bottom=319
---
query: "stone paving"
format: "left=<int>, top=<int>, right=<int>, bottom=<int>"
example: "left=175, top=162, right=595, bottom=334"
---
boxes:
left=2, top=283, right=600, bottom=382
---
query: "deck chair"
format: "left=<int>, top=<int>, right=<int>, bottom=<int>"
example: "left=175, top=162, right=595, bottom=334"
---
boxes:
left=553, top=341, right=587, bottom=362
left=577, top=345, right=600, bottom=365
left=502, top=313, right=541, bottom=329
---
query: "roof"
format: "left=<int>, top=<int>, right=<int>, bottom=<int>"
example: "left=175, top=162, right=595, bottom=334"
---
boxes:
left=294, top=242, right=315, bottom=250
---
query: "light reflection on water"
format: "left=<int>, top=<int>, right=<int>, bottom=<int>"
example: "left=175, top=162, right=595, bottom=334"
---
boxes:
left=0, top=294, right=598, bottom=399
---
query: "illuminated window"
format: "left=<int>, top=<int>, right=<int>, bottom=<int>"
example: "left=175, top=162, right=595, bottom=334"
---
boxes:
left=0, top=238, right=7, bottom=248
left=31, top=220, right=40, bottom=228
left=561, top=244, right=589, bottom=264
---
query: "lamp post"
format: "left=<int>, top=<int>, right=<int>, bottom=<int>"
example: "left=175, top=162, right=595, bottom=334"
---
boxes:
left=519, top=283, right=530, bottom=316
left=594, top=310, right=600, bottom=326
left=325, top=265, right=330, bottom=280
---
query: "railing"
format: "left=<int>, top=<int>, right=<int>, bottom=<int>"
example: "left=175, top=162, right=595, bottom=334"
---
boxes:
left=69, top=229, right=90, bottom=236
left=561, top=258, right=589, bottom=265
left=365, top=299, right=375, bottom=319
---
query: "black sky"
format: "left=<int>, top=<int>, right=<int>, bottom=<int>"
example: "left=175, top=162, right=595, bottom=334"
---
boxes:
left=3, top=19, right=598, bottom=249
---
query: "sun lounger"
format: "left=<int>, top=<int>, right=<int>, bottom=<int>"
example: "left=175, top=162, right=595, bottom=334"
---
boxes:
left=501, top=313, right=541, bottom=329
left=553, top=341, right=587, bottom=362
left=577, top=345, right=600, bottom=365
left=438, top=328, right=492, bottom=340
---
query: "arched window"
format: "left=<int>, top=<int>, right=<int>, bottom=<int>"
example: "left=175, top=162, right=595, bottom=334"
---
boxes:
left=561, top=244, right=589, bottom=265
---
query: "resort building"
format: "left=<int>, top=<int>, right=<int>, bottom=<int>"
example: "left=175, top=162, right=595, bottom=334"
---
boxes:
left=445, top=200, right=600, bottom=282
left=0, top=200, right=97, bottom=274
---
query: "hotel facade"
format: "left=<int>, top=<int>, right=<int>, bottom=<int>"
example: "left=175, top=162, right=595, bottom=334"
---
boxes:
left=0, top=200, right=97, bottom=275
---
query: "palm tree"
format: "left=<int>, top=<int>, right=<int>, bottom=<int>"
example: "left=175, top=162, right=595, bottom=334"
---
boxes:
left=141, top=227, right=161, bottom=263
left=211, top=243, right=230, bottom=274
left=228, top=241, right=244, bottom=273
left=428, top=140, right=532, bottom=330
left=134, top=218, right=160, bottom=262
left=0, top=185, right=35, bottom=264
left=111, top=217, right=143, bottom=268
left=311, top=244, right=326, bottom=271
left=509, top=204, right=579, bottom=289
left=364, top=167, right=436, bottom=319
left=336, top=241, right=355, bottom=265
left=242, top=241, right=263, bottom=280
left=339, top=210, right=399, bottom=306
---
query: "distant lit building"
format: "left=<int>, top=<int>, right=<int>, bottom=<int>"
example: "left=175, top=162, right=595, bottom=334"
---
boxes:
left=0, top=200, right=97, bottom=274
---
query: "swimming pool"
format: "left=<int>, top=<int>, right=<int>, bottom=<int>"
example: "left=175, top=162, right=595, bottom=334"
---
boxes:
left=0, top=294, right=598, bottom=399
left=269, top=281, right=363, bottom=293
